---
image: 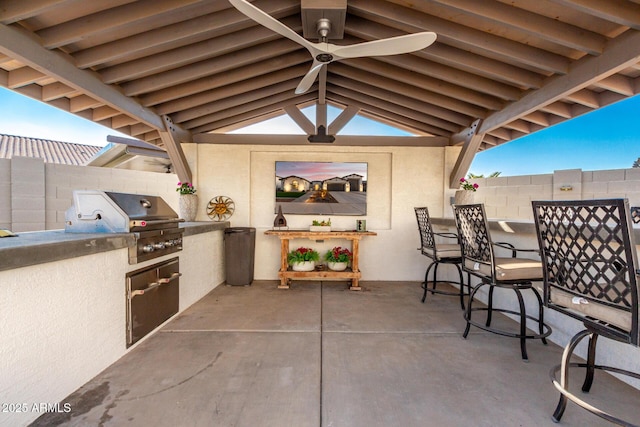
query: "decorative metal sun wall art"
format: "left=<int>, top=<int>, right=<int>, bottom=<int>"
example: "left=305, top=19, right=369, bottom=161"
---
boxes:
left=207, top=196, right=235, bottom=221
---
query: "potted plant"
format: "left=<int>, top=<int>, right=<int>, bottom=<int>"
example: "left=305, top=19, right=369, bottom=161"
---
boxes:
left=177, top=182, right=198, bottom=221
left=454, top=177, right=478, bottom=205
left=287, top=247, right=320, bottom=271
left=324, top=246, right=352, bottom=271
left=310, top=218, right=331, bottom=232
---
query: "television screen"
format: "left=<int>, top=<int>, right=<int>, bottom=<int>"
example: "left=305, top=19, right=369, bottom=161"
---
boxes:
left=275, top=161, right=367, bottom=216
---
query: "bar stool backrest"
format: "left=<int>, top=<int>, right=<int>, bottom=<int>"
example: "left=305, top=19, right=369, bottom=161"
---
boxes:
left=532, top=199, right=639, bottom=346
left=453, top=203, right=496, bottom=282
left=415, top=207, right=437, bottom=259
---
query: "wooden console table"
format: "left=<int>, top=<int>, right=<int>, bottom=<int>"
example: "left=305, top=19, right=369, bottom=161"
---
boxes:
left=264, top=230, right=377, bottom=290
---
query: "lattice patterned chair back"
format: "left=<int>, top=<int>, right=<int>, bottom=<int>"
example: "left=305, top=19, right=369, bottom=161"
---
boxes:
left=532, top=198, right=640, bottom=425
left=453, top=203, right=550, bottom=360
left=533, top=199, right=639, bottom=345
left=414, top=207, right=466, bottom=309
left=415, top=207, right=439, bottom=257
left=452, top=204, right=495, bottom=281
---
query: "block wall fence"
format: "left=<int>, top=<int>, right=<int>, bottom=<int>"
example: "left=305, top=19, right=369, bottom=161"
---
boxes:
left=2, top=156, right=640, bottom=232
left=447, top=168, right=640, bottom=220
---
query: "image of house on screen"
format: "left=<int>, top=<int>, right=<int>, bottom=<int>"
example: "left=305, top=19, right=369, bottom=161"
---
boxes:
left=275, top=162, right=367, bottom=216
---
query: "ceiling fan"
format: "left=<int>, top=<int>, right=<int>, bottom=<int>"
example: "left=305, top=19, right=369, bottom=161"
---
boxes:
left=229, top=0, right=437, bottom=95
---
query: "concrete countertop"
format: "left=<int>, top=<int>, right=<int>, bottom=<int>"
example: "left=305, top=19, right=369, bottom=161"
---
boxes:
left=430, top=217, right=538, bottom=235
left=0, top=221, right=229, bottom=272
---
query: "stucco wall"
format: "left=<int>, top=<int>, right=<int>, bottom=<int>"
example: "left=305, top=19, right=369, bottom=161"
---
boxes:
left=0, top=230, right=224, bottom=427
left=193, top=142, right=459, bottom=282
left=0, top=156, right=179, bottom=232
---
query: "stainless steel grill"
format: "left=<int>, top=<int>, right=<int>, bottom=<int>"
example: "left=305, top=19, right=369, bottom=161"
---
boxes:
left=65, top=190, right=183, bottom=263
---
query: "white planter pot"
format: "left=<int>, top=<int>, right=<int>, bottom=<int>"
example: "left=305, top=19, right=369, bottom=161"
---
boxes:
left=179, top=194, right=198, bottom=221
left=309, top=225, right=331, bottom=232
left=327, top=261, right=348, bottom=271
left=291, top=261, right=315, bottom=271
left=454, top=190, right=475, bottom=205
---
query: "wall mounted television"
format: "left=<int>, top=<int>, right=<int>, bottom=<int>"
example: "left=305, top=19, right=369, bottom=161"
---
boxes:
left=275, top=161, right=367, bottom=216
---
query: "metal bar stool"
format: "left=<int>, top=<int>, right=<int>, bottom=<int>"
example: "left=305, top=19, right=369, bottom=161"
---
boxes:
left=533, top=199, right=640, bottom=426
left=453, top=203, right=551, bottom=360
left=415, top=207, right=468, bottom=309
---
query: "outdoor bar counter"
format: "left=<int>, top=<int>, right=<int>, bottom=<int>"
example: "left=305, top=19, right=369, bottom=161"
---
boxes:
left=430, top=217, right=640, bottom=242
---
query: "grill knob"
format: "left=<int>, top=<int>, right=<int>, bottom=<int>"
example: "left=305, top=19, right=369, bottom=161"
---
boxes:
left=153, top=242, right=166, bottom=250
left=164, top=240, right=174, bottom=247
left=142, top=244, right=155, bottom=253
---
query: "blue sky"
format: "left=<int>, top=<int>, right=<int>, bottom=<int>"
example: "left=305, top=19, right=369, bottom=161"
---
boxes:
left=0, top=86, right=638, bottom=176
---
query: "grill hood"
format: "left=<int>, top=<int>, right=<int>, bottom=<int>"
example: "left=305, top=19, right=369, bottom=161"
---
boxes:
left=65, top=190, right=182, bottom=233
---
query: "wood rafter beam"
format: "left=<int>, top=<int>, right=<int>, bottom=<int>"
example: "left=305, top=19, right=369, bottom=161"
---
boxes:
left=478, top=29, right=640, bottom=135
left=191, top=93, right=317, bottom=134
left=349, top=0, right=570, bottom=73
left=345, top=15, right=543, bottom=90
left=35, top=0, right=202, bottom=49
left=449, top=119, right=483, bottom=189
left=431, top=0, right=606, bottom=54
left=329, top=75, right=472, bottom=127
left=551, top=0, right=640, bottom=31
left=185, top=86, right=316, bottom=133
left=0, top=23, right=166, bottom=130
left=318, top=66, right=327, bottom=105
left=343, top=58, right=504, bottom=111
left=155, top=65, right=309, bottom=116
left=170, top=77, right=301, bottom=123
left=328, top=105, right=360, bottom=134
left=99, top=15, right=302, bottom=85
left=121, top=38, right=302, bottom=96
left=0, top=0, right=68, bottom=24
left=72, top=0, right=299, bottom=68
left=328, top=91, right=452, bottom=137
left=0, top=21, right=193, bottom=177
left=160, top=115, right=192, bottom=183
left=139, top=50, right=310, bottom=107
left=330, top=63, right=488, bottom=118
left=284, top=104, right=315, bottom=135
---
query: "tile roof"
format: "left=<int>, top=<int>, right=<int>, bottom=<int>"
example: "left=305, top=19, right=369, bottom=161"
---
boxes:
left=0, top=134, right=101, bottom=166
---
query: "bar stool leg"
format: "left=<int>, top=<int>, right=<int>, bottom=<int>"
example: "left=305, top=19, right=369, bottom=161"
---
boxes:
left=581, top=334, right=599, bottom=392
left=454, top=263, right=465, bottom=310
left=532, top=286, right=548, bottom=345
left=421, top=261, right=436, bottom=303
left=514, top=287, right=528, bottom=360
left=486, top=284, right=495, bottom=327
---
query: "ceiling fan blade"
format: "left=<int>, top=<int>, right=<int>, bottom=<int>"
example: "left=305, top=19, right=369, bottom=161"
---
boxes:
left=229, top=0, right=316, bottom=52
left=295, top=61, right=325, bottom=94
left=330, top=32, right=437, bottom=60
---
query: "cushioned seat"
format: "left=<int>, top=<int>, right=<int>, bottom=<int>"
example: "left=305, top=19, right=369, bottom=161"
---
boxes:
left=550, top=288, right=631, bottom=332
left=423, top=243, right=462, bottom=259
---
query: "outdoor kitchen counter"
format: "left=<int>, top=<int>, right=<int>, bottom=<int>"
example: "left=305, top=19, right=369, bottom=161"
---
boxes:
left=0, top=221, right=228, bottom=272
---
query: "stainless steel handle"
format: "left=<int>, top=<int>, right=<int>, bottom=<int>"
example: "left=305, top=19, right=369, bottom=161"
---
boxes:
left=130, top=218, right=185, bottom=228
left=130, top=272, right=182, bottom=297
left=158, top=272, right=181, bottom=284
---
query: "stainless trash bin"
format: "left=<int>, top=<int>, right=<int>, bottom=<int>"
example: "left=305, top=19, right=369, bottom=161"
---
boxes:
left=224, top=227, right=256, bottom=285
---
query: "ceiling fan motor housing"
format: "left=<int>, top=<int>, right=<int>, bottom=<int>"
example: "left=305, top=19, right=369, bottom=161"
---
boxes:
left=301, top=0, right=347, bottom=39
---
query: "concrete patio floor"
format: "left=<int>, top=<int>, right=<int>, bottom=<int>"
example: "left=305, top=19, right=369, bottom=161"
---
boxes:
left=31, top=281, right=640, bottom=426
